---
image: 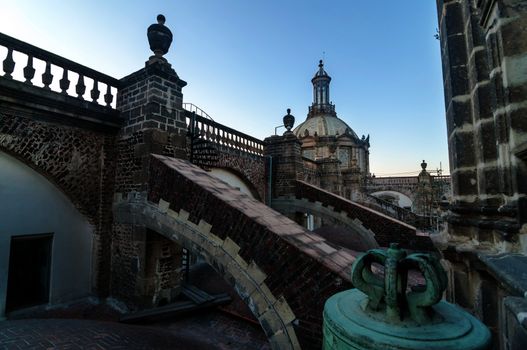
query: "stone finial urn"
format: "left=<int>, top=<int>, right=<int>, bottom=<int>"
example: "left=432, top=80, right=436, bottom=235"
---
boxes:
left=323, top=244, right=491, bottom=349
left=283, top=108, right=295, bottom=133
left=147, top=14, right=173, bottom=58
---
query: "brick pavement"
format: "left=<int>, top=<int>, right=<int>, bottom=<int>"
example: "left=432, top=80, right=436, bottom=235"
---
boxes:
left=0, top=318, right=214, bottom=349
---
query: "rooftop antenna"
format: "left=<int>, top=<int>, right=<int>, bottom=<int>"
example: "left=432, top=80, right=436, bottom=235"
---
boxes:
left=322, top=51, right=326, bottom=62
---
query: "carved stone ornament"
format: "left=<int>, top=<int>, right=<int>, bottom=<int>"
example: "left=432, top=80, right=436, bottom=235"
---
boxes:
left=147, top=14, right=173, bottom=58
left=283, top=108, right=295, bottom=132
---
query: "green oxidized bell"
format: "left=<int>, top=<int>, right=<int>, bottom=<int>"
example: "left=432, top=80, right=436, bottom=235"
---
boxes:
left=323, top=244, right=491, bottom=349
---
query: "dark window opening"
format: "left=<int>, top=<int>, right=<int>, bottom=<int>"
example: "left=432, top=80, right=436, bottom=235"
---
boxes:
left=5, top=233, right=53, bottom=313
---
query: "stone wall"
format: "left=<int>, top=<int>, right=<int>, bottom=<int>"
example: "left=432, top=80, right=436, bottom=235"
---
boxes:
left=118, top=61, right=187, bottom=135
left=264, top=133, right=304, bottom=199
left=437, top=0, right=527, bottom=347
left=110, top=59, right=188, bottom=306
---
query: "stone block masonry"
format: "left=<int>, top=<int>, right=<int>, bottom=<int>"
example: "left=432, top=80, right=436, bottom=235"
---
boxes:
left=111, top=59, right=189, bottom=308
left=264, top=133, right=304, bottom=199
left=437, top=1, right=527, bottom=348
left=117, top=61, right=187, bottom=136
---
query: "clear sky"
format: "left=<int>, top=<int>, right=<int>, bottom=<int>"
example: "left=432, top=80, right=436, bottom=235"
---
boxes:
left=0, top=0, right=448, bottom=176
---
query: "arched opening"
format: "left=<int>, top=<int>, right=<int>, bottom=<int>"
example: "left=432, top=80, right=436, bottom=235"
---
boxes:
left=114, top=197, right=300, bottom=349
left=0, top=151, right=93, bottom=318
left=271, top=197, right=379, bottom=251
left=208, top=167, right=260, bottom=200
left=370, top=190, right=413, bottom=210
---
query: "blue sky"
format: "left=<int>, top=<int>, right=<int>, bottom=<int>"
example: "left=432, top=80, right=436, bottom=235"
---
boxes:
left=0, top=0, right=448, bottom=176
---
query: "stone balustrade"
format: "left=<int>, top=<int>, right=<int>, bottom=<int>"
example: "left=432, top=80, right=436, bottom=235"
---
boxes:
left=0, top=32, right=120, bottom=108
left=184, top=109, right=264, bottom=156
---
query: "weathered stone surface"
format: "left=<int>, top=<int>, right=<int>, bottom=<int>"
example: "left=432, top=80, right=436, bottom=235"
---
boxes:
left=503, top=297, right=527, bottom=350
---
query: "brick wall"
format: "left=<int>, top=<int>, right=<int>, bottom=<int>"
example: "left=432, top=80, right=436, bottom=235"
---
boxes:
left=0, top=112, right=117, bottom=296
left=214, top=147, right=266, bottom=201
left=110, top=60, right=188, bottom=306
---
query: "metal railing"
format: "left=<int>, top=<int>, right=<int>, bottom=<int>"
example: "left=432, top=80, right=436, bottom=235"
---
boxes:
left=0, top=32, right=120, bottom=108
left=182, top=103, right=214, bottom=121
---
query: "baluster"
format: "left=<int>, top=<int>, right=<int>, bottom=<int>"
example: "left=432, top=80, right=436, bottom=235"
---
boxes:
left=209, top=126, right=213, bottom=140
left=104, top=84, right=113, bottom=107
left=23, top=55, right=35, bottom=84
left=59, top=69, right=70, bottom=94
left=3, top=48, right=15, bottom=79
left=76, top=74, right=86, bottom=99
left=41, top=62, right=53, bottom=89
left=196, top=122, right=202, bottom=137
left=91, top=79, right=100, bottom=103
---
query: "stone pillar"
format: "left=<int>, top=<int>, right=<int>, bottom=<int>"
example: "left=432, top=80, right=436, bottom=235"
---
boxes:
left=414, top=160, right=433, bottom=216
left=318, top=158, right=342, bottom=196
left=118, top=61, right=187, bottom=137
left=111, top=15, right=186, bottom=308
left=264, top=132, right=303, bottom=200
left=116, top=60, right=188, bottom=192
left=436, top=1, right=527, bottom=348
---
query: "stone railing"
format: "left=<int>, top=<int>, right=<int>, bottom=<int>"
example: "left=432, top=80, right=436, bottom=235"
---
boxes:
left=0, top=32, right=120, bottom=108
left=184, top=109, right=264, bottom=156
left=369, top=176, right=419, bottom=186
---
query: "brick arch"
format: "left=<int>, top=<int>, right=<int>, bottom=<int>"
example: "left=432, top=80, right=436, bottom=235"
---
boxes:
left=209, top=166, right=262, bottom=201
left=369, top=190, right=414, bottom=208
left=0, top=113, right=117, bottom=296
left=215, top=150, right=265, bottom=200
left=272, top=197, right=379, bottom=250
left=365, top=186, right=416, bottom=204
left=0, top=145, right=90, bottom=221
left=0, top=113, right=115, bottom=222
left=113, top=194, right=300, bottom=350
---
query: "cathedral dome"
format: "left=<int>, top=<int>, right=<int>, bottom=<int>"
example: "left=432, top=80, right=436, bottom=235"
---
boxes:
left=293, top=115, right=358, bottom=139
